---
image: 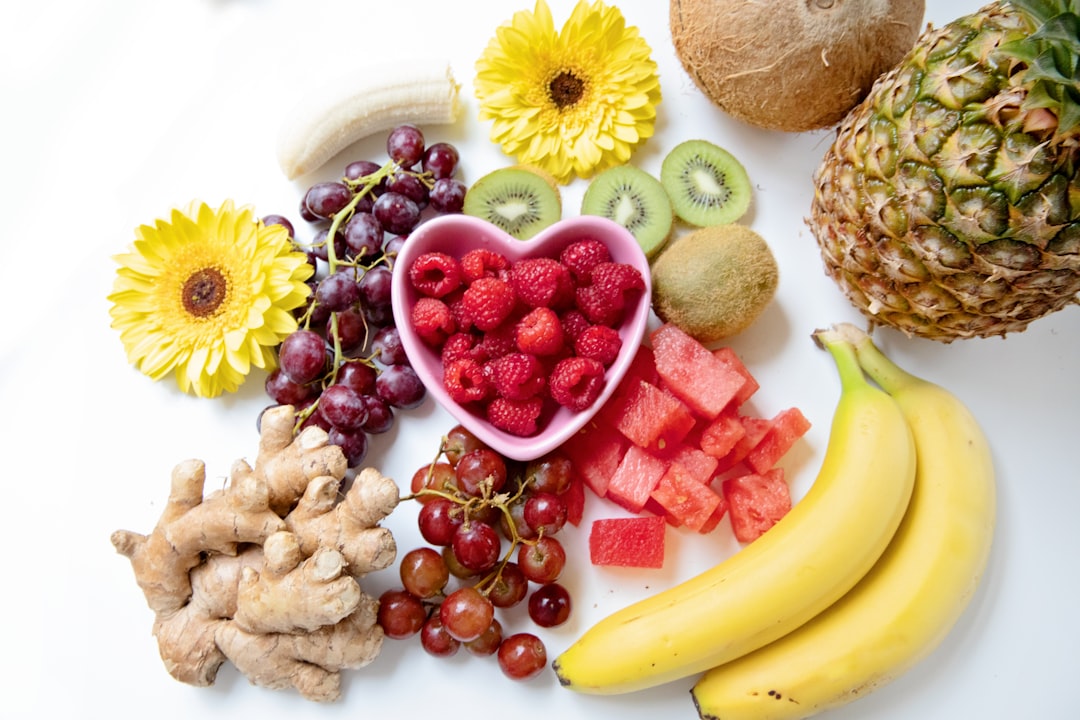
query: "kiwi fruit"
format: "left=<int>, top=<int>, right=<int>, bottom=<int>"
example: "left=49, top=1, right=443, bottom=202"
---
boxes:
left=581, top=164, right=674, bottom=258
left=463, top=165, right=562, bottom=240
left=650, top=223, right=778, bottom=343
left=660, top=139, right=751, bottom=227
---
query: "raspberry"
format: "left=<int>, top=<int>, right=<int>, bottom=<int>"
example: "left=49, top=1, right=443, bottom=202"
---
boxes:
left=461, top=248, right=510, bottom=282
left=487, top=396, right=544, bottom=437
left=410, top=297, right=455, bottom=346
left=549, top=356, right=606, bottom=412
left=509, top=257, right=575, bottom=309
left=443, top=288, right=473, bottom=332
left=574, top=324, right=622, bottom=367
left=575, top=262, right=646, bottom=326
left=409, top=251, right=463, bottom=298
left=559, top=238, right=612, bottom=282
left=462, top=277, right=518, bottom=331
left=515, top=306, right=566, bottom=356
left=589, top=261, right=646, bottom=295
left=443, top=357, right=491, bottom=405
left=441, top=331, right=479, bottom=365
left=486, top=352, right=547, bottom=400
left=575, top=284, right=622, bottom=326
left=475, top=322, right=519, bottom=362
left=559, top=309, right=592, bottom=342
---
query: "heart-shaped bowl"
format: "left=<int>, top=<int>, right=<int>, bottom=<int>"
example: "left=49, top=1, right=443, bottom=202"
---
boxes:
left=391, top=213, right=651, bottom=462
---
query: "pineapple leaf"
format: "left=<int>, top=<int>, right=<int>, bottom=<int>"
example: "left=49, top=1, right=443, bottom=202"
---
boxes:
left=1008, top=0, right=1080, bottom=23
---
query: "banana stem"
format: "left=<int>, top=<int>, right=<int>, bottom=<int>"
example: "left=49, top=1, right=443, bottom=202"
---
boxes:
left=813, top=327, right=868, bottom=393
left=828, top=323, right=923, bottom=395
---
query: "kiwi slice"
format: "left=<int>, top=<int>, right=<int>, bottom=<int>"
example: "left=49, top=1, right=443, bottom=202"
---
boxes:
left=660, top=139, right=752, bottom=227
left=462, top=166, right=562, bottom=240
left=581, top=164, right=674, bottom=258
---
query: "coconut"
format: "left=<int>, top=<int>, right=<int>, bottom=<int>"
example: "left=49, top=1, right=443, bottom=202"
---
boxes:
left=669, top=0, right=926, bottom=132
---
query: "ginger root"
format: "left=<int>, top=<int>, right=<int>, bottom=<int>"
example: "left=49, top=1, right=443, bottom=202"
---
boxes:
left=112, top=405, right=400, bottom=701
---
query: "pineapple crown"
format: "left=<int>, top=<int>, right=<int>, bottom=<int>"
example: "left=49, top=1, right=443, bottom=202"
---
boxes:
left=1003, top=0, right=1080, bottom=136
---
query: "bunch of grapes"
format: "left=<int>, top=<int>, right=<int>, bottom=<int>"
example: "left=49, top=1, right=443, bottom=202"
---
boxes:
left=378, top=424, right=579, bottom=681
left=261, top=125, right=469, bottom=467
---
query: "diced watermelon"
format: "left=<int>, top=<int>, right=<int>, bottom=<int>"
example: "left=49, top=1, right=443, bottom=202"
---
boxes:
left=563, top=472, right=586, bottom=526
left=715, top=415, right=774, bottom=473
left=712, top=347, right=759, bottom=408
left=602, top=379, right=696, bottom=454
left=746, top=407, right=812, bottom=474
left=589, top=516, right=667, bottom=568
left=650, top=463, right=725, bottom=532
left=606, top=445, right=670, bottom=514
left=697, top=497, right=729, bottom=534
left=699, top=411, right=747, bottom=460
left=651, top=323, right=748, bottom=419
left=722, top=468, right=792, bottom=543
left=562, top=421, right=628, bottom=498
left=621, top=343, right=660, bottom=388
left=667, top=444, right=720, bottom=485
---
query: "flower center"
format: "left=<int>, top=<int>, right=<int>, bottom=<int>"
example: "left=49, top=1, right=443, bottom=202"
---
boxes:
left=548, top=70, right=585, bottom=109
left=181, top=267, right=228, bottom=318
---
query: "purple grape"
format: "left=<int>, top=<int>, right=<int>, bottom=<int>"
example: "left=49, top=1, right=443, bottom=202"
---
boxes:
left=373, top=191, right=421, bottom=235
left=262, top=214, right=296, bottom=238
left=279, top=330, right=328, bottom=384
left=330, top=307, right=366, bottom=354
left=316, top=269, right=361, bottom=312
left=265, top=368, right=316, bottom=406
left=430, top=178, right=467, bottom=214
left=310, top=227, right=347, bottom=263
left=371, top=325, right=408, bottom=366
left=343, top=213, right=384, bottom=261
left=422, top=142, right=459, bottom=180
left=328, top=426, right=369, bottom=467
left=386, top=125, right=425, bottom=168
left=336, top=362, right=378, bottom=395
left=383, top=235, right=407, bottom=265
left=319, top=384, right=370, bottom=431
left=344, top=160, right=382, bottom=182
left=304, top=182, right=353, bottom=219
left=377, top=364, right=426, bottom=408
left=387, top=172, right=430, bottom=209
left=358, top=265, right=393, bottom=310
left=360, top=394, right=395, bottom=434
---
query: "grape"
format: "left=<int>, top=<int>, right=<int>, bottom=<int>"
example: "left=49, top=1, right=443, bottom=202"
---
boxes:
left=386, top=124, right=425, bottom=168
left=371, top=325, right=407, bottom=365
left=451, top=521, right=501, bottom=573
left=410, top=461, right=457, bottom=501
left=523, top=492, right=568, bottom=536
left=310, top=226, right=347, bottom=262
left=335, top=362, right=377, bottom=395
left=486, top=562, right=529, bottom=609
left=357, top=265, right=393, bottom=310
left=376, top=364, right=426, bottom=409
left=442, top=544, right=480, bottom=579
left=439, top=586, right=494, bottom=642
left=299, top=198, right=319, bottom=223
left=304, top=181, right=353, bottom=219
left=319, top=384, right=368, bottom=431
left=527, top=582, right=571, bottom=628
left=443, top=424, right=486, bottom=466
left=360, top=394, right=395, bottom=434
left=399, top=547, right=449, bottom=599
left=525, top=452, right=574, bottom=495
left=422, top=142, right=459, bottom=179
left=518, top=535, right=566, bottom=584
left=279, top=330, right=328, bottom=384
left=455, top=448, right=508, bottom=497
left=373, top=191, right=421, bottom=235
left=264, top=368, right=315, bottom=406
left=343, top=213, right=384, bottom=260
left=327, top=426, right=368, bottom=467
left=344, top=159, right=382, bottom=183
left=377, top=589, right=427, bottom=639
left=429, top=177, right=467, bottom=214
left=500, top=498, right=538, bottom=541
left=383, top=235, right=407, bottom=264
left=387, top=171, right=430, bottom=209
left=464, top=618, right=503, bottom=657
left=329, top=307, right=366, bottom=354
left=420, top=613, right=460, bottom=657
left=315, top=269, right=361, bottom=312
left=417, top=497, right=463, bottom=546
left=497, top=633, right=547, bottom=680
left=261, top=214, right=296, bottom=238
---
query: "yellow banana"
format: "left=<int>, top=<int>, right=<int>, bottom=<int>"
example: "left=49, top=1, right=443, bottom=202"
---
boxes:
left=276, top=61, right=461, bottom=180
left=691, top=324, right=996, bottom=720
left=553, top=335, right=916, bottom=694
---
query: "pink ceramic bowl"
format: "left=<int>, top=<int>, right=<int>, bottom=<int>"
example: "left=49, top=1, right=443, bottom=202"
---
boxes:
left=391, top=214, right=651, bottom=462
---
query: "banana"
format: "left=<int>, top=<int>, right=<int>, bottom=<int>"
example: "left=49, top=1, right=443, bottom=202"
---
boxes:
left=276, top=61, right=461, bottom=180
left=553, top=336, right=916, bottom=694
left=690, top=324, right=996, bottom=720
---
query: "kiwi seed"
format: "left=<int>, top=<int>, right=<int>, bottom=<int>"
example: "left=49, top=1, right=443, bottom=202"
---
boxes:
left=650, top=223, right=778, bottom=343
left=581, top=165, right=674, bottom=259
left=660, top=139, right=752, bottom=227
left=462, top=166, right=562, bottom=240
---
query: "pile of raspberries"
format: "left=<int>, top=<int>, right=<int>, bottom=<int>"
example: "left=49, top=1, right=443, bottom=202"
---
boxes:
left=406, top=238, right=645, bottom=436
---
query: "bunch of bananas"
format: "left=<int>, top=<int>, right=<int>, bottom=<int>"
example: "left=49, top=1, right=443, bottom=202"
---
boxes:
left=553, top=323, right=997, bottom=719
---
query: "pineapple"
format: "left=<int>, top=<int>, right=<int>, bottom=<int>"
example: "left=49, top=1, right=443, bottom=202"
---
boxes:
left=809, top=0, right=1080, bottom=341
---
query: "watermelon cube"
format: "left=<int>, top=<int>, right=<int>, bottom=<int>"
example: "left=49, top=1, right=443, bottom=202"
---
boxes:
left=562, top=421, right=628, bottom=498
left=602, top=379, right=697, bottom=454
left=622, top=343, right=660, bottom=388
left=698, top=498, right=730, bottom=534
left=651, top=323, right=748, bottom=419
left=667, top=444, right=720, bottom=485
left=699, top=411, right=747, bottom=461
left=712, top=347, right=760, bottom=408
left=715, top=415, right=774, bottom=473
left=650, top=463, right=725, bottom=532
left=722, top=468, right=792, bottom=543
left=746, top=407, right=812, bottom=474
left=606, top=445, right=670, bottom=514
left=563, top=472, right=586, bottom=526
left=589, top=516, right=667, bottom=568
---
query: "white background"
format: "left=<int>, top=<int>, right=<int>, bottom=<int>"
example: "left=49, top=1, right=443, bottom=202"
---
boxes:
left=2, top=1, right=1077, bottom=718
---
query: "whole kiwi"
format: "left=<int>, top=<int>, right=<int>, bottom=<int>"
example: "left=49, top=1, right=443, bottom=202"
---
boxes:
left=651, top=224, right=778, bottom=343
left=669, top=0, right=925, bottom=132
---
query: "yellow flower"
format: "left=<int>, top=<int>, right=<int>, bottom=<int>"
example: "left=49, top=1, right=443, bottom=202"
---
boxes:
left=474, top=0, right=661, bottom=184
left=108, top=200, right=313, bottom=398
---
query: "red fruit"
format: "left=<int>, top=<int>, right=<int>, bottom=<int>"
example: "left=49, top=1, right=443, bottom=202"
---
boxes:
left=559, top=309, right=592, bottom=342
left=486, top=352, right=547, bottom=400
left=588, top=515, right=666, bottom=569
left=559, top=238, right=612, bottom=282
left=699, top=411, right=748, bottom=460
left=574, top=324, right=622, bottom=367
left=440, top=331, right=479, bottom=365
left=651, top=323, right=748, bottom=419
left=650, top=463, right=725, bottom=532
left=509, top=257, right=575, bottom=309
left=411, top=297, right=456, bottom=346
left=463, top=277, right=518, bottom=331
left=746, top=407, right=812, bottom=474
left=605, top=445, right=669, bottom=514
left=487, top=396, right=545, bottom=437
left=409, top=251, right=462, bottom=297
left=722, top=468, right=792, bottom=543
left=601, top=379, right=696, bottom=454
left=515, top=306, right=566, bottom=356
left=443, top=357, right=491, bottom=405
left=561, top=421, right=628, bottom=498
left=548, top=356, right=606, bottom=412
left=460, top=247, right=510, bottom=282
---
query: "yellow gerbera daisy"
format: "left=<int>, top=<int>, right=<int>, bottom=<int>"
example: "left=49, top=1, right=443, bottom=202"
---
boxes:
left=474, top=0, right=661, bottom=184
left=108, top=200, right=314, bottom=398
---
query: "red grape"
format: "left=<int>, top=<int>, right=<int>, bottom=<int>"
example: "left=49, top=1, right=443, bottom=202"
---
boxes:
left=518, top=535, right=566, bottom=584
left=377, top=589, right=426, bottom=639
left=439, top=586, right=495, bottom=642
left=486, top=562, right=529, bottom=609
left=464, top=618, right=502, bottom=657
left=399, top=547, right=450, bottom=599
left=421, top=142, right=459, bottom=179
left=525, top=452, right=574, bottom=495
left=303, top=181, right=352, bottom=219
left=279, top=330, right=327, bottom=384
left=527, top=582, right=571, bottom=628
left=417, top=497, right=463, bottom=546
left=410, top=461, right=457, bottom=502
left=455, top=448, right=508, bottom=497
left=376, top=364, right=426, bottom=409
left=420, top=613, right=460, bottom=657
left=386, top=124, right=425, bottom=168
left=319, top=384, right=368, bottom=431
left=523, top=492, right=568, bottom=536
left=497, top=633, right=547, bottom=680
left=452, top=521, right=501, bottom=573
left=443, top=424, right=486, bottom=466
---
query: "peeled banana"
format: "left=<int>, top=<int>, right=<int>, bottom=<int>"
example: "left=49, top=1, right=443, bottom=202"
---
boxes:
left=691, top=324, right=996, bottom=720
left=276, top=61, right=461, bottom=180
left=553, top=336, right=916, bottom=694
